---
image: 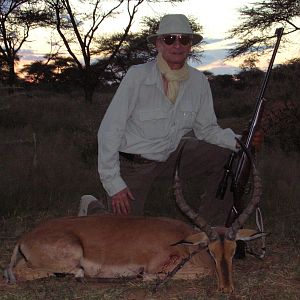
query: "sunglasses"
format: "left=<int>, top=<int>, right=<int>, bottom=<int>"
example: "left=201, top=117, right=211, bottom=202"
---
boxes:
left=162, top=34, right=192, bottom=46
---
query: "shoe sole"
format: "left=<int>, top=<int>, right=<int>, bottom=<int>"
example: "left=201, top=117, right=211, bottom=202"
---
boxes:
left=78, top=195, right=98, bottom=216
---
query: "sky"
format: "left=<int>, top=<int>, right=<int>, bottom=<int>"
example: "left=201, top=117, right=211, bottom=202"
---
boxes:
left=20, top=0, right=300, bottom=75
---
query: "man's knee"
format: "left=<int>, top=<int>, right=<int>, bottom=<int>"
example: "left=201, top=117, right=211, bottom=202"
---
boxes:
left=180, top=140, right=231, bottom=177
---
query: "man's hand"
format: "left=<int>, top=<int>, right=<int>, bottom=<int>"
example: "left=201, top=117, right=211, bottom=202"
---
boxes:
left=251, top=130, right=264, bottom=150
left=237, top=129, right=264, bottom=151
left=111, top=187, right=134, bottom=215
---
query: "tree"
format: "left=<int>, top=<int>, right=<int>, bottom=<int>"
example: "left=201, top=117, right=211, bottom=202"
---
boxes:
left=239, top=55, right=259, bottom=71
left=21, top=54, right=80, bottom=86
left=21, top=60, right=56, bottom=83
left=0, top=51, right=8, bottom=80
left=227, top=0, right=300, bottom=58
left=0, top=0, right=49, bottom=87
left=45, top=0, right=187, bottom=103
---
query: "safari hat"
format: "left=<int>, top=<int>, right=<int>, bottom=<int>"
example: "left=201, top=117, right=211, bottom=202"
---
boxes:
left=147, top=14, right=203, bottom=45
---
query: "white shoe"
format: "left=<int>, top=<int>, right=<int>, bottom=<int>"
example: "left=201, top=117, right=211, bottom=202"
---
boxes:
left=78, top=195, right=98, bottom=216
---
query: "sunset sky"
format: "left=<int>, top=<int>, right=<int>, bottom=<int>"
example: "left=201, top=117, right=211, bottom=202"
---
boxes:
left=20, top=0, right=300, bottom=75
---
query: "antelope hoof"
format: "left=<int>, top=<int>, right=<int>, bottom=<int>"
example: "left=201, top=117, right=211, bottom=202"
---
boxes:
left=224, top=285, right=234, bottom=294
left=3, top=267, right=16, bottom=284
left=218, top=284, right=234, bottom=294
left=218, top=285, right=225, bottom=292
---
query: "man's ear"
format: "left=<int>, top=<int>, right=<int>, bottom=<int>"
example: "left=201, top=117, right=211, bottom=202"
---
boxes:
left=155, top=39, right=162, bottom=51
left=236, top=229, right=270, bottom=241
left=171, top=232, right=209, bottom=247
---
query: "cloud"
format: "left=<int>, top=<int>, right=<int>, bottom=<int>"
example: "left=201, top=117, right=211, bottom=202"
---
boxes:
left=204, top=38, right=223, bottom=44
left=189, top=46, right=241, bottom=75
left=189, top=37, right=246, bottom=75
left=202, top=48, right=229, bottom=64
left=19, top=49, right=45, bottom=62
left=197, top=60, right=240, bottom=75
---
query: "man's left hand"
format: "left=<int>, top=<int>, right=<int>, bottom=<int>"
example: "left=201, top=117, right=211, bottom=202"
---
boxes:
left=251, top=130, right=264, bottom=150
left=236, top=130, right=264, bottom=151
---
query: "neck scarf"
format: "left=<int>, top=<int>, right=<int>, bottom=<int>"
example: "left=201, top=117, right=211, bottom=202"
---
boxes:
left=157, top=52, right=189, bottom=103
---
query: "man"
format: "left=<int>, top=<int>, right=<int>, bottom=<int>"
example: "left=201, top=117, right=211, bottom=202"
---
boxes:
left=79, top=14, right=262, bottom=225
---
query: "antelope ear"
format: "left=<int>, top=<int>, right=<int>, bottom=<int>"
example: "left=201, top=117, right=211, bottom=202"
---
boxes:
left=171, top=232, right=209, bottom=247
left=236, top=229, right=269, bottom=241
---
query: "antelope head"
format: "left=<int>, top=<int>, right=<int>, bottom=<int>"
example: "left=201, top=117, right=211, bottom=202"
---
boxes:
left=173, top=140, right=263, bottom=293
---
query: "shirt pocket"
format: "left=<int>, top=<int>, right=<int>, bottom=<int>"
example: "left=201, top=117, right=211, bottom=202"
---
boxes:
left=139, top=110, right=168, bottom=139
left=178, top=110, right=196, bottom=129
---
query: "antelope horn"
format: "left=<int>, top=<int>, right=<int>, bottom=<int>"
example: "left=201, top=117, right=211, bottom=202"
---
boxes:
left=173, top=143, right=219, bottom=242
left=225, top=138, right=262, bottom=240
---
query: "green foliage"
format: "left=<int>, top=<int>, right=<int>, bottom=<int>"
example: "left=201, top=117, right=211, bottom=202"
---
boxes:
left=227, top=0, right=300, bottom=58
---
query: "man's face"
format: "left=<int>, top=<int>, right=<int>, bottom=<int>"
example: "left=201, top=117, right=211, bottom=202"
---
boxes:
left=156, top=34, right=192, bottom=69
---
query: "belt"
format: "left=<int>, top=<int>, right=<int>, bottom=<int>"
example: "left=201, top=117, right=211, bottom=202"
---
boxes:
left=119, top=152, right=155, bottom=164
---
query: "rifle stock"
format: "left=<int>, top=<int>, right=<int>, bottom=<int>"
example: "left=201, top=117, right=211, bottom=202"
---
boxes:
left=215, top=28, right=284, bottom=226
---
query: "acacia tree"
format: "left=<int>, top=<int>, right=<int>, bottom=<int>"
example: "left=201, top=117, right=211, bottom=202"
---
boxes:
left=45, top=0, right=186, bottom=103
left=0, top=0, right=48, bottom=87
left=227, top=0, right=300, bottom=58
left=21, top=55, right=78, bottom=84
left=21, top=60, right=56, bottom=83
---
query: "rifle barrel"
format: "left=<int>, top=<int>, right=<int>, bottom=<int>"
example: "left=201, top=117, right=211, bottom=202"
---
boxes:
left=246, top=27, right=284, bottom=148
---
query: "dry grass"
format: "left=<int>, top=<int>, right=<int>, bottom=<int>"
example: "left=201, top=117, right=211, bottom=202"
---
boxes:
left=0, top=89, right=112, bottom=216
left=0, top=89, right=299, bottom=299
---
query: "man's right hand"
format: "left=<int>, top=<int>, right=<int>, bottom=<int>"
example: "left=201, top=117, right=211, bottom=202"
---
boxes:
left=111, top=187, right=134, bottom=215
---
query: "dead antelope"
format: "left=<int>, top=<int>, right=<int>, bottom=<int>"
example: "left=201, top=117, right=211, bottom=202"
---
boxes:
left=4, top=140, right=264, bottom=293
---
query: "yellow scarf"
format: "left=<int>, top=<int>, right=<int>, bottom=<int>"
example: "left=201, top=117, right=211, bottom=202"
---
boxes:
left=157, top=52, right=189, bottom=103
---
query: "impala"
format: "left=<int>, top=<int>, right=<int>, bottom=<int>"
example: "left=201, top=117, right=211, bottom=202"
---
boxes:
left=4, top=141, right=264, bottom=293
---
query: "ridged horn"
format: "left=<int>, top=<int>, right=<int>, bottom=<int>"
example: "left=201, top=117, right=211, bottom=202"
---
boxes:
left=225, top=138, right=262, bottom=240
left=173, top=142, right=219, bottom=242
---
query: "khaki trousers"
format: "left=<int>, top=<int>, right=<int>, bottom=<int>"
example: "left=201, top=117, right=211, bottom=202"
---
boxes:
left=93, top=138, right=233, bottom=226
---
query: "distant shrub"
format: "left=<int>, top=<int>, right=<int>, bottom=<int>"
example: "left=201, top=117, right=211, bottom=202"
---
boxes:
left=212, top=60, right=300, bottom=153
left=262, top=100, right=300, bottom=152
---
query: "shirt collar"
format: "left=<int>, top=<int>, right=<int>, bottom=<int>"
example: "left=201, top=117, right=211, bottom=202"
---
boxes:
left=144, top=60, right=160, bottom=85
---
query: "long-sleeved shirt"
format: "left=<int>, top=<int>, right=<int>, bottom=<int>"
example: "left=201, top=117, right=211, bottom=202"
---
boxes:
left=98, top=60, right=238, bottom=196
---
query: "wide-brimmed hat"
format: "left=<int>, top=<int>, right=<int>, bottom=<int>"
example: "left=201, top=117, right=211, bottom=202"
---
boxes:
left=147, top=14, right=203, bottom=45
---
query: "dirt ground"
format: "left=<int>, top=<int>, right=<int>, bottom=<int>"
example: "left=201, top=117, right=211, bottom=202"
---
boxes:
left=0, top=216, right=299, bottom=300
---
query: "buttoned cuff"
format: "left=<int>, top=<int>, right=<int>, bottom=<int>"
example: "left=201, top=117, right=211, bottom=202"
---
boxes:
left=102, top=176, right=127, bottom=197
left=233, top=134, right=242, bottom=152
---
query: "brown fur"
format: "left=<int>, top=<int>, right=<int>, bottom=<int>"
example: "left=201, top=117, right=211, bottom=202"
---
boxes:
left=7, top=215, right=214, bottom=282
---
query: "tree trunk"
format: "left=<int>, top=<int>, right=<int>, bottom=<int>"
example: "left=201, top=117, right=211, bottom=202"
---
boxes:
left=83, top=83, right=95, bottom=103
left=7, top=58, right=17, bottom=94
left=82, top=68, right=97, bottom=103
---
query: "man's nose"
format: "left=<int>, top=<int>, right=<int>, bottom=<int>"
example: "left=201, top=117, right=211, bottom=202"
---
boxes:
left=173, top=39, right=181, bottom=47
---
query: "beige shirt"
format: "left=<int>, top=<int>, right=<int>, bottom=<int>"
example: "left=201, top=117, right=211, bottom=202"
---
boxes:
left=98, top=61, right=238, bottom=196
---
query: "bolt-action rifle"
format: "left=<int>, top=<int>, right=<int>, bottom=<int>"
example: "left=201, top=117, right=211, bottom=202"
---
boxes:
left=216, top=28, right=284, bottom=228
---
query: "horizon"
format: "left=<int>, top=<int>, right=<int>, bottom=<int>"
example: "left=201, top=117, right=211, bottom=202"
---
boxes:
left=18, top=0, right=300, bottom=76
